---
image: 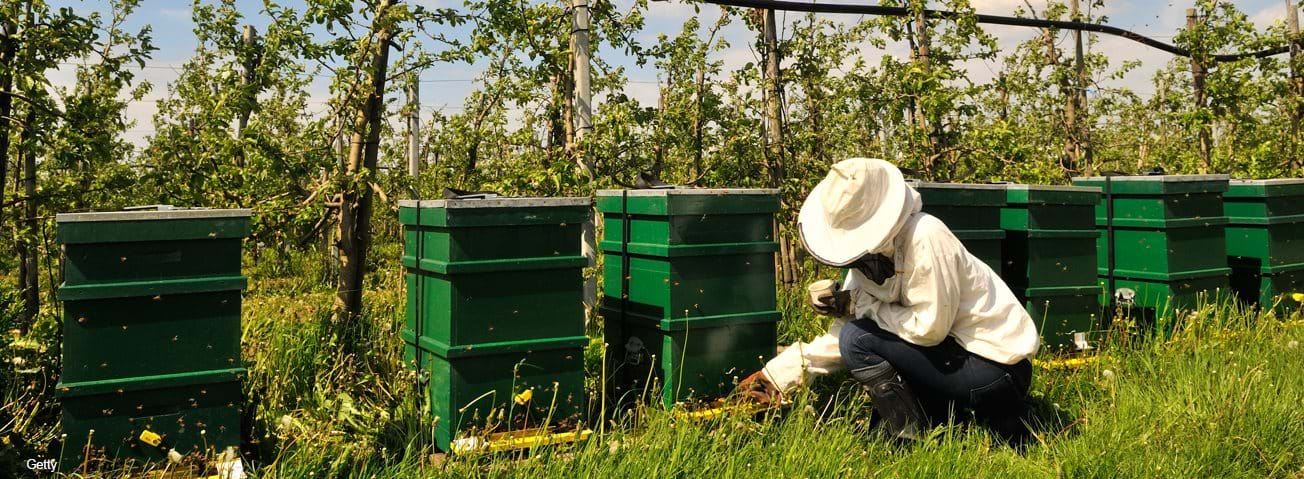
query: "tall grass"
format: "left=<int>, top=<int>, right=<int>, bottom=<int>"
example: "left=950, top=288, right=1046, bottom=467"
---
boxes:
left=3, top=248, right=1304, bottom=477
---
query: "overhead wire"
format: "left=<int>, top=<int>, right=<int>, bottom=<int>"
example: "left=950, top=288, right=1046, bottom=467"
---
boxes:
left=694, top=0, right=1292, bottom=62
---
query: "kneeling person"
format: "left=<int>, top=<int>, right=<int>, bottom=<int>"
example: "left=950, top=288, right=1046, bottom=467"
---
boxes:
left=738, top=158, right=1039, bottom=440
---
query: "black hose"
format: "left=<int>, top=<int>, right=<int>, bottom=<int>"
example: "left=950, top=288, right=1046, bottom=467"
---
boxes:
left=698, top=0, right=1291, bottom=63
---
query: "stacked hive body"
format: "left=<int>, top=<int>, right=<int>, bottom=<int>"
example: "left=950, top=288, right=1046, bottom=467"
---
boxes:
left=1072, top=175, right=1231, bottom=316
left=55, top=208, right=249, bottom=470
left=597, top=189, right=780, bottom=409
left=1224, top=179, right=1304, bottom=312
left=398, top=198, right=590, bottom=451
left=1001, top=185, right=1101, bottom=352
left=913, top=182, right=1007, bottom=271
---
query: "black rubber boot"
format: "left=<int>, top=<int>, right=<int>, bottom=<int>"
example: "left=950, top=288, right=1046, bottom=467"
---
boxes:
left=850, top=360, right=928, bottom=441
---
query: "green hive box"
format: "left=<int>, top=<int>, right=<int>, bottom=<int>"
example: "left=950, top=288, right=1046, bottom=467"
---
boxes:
left=913, top=182, right=1006, bottom=272
left=1001, top=185, right=1101, bottom=291
left=1224, top=179, right=1304, bottom=311
left=398, top=198, right=590, bottom=451
left=1072, top=175, right=1231, bottom=314
left=596, top=188, right=780, bottom=408
left=55, top=207, right=250, bottom=471
left=1022, top=285, right=1100, bottom=353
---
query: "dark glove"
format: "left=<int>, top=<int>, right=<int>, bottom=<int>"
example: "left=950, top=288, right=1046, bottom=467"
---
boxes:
left=733, top=370, right=783, bottom=408
left=808, top=286, right=852, bottom=317
left=854, top=253, right=896, bottom=285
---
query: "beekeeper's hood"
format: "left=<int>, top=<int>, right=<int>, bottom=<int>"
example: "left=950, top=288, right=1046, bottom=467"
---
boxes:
left=798, top=158, right=921, bottom=266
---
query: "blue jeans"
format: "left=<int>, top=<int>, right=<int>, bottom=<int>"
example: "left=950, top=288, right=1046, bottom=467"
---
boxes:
left=838, top=319, right=1032, bottom=423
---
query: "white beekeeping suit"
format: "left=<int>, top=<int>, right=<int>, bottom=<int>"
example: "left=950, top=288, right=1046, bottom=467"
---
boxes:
left=760, top=158, right=1039, bottom=393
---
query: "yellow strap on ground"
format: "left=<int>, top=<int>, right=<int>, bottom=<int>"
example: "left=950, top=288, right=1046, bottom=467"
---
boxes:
left=450, top=428, right=593, bottom=455
left=1034, top=356, right=1098, bottom=369
left=674, top=401, right=770, bottom=422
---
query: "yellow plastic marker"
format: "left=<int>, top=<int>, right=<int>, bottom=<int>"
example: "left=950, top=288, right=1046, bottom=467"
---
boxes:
left=138, top=430, right=163, bottom=447
left=513, top=389, right=533, bottom=405
left=1290, top=292, right=1304, bottom=303
left=1033, top=356, right=1098, bottom=370
left=675, top=400, right=772, bottom=422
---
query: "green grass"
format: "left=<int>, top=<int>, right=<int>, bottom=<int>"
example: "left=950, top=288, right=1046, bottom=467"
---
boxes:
left=4, top=247, right=1304, bottom=478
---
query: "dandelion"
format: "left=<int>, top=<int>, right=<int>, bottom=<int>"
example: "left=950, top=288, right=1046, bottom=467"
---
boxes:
left=1101, top=369, right=1115, bottom=379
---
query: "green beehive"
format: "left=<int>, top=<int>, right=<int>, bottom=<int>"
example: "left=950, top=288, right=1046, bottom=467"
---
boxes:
left=597, top=188, right=780, bottom=408
left=1000, top=185, right=1101, bottom=352
left=55, top=207, right=249, bottom=470
left=1072, top=175, right=1231, bottom=315
left=1224, top=179, right=1304, bottom=311
left=1023, top=286, right=1100, bottom=352
left=1001, top=185, right=1101, bottom=290
left=398, top=198, right=590, bottom=451
left=913, top=182, right=1006, bottom=272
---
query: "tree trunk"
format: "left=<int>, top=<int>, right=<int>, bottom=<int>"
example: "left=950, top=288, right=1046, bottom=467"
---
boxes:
left=913, top=4, right=942, bottom=167
left=762, top=9, right=793, bottom=284
left=1072, top=0, right=1093, bottom=175
left=762, top=9, right=784, bottom=187
left=20, top=107, right=37, bottom=326
left=1289, top=0, right=1302, bottom=172
left=335, top=0, right=395, bottom=322
left=0, top=18, right=18, bottom=232
left=693, top=64, right=706, bottom=178
left=1188, top=8, right=1212, bottom=172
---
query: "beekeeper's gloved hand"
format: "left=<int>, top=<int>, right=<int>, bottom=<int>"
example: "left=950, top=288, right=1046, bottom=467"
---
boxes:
left=854, top=253, right=895, bottom=285
left=808, top=281, right=852, bottom=317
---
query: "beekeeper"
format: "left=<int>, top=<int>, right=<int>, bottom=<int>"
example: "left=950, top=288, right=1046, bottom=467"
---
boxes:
left=737, top=158, right=1040, bottom=440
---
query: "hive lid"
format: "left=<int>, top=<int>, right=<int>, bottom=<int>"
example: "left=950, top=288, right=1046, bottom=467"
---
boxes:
left=595, top=188, right=780, bottom=215
left=56, top=206, right=252, bottom=223
left=1225, top=178, right=1304, bottom=198
left=1071, top=174, right=1229, bottom=194
left=398, top=197, right=590, bottom=209
left=908, top=181, right=1006, bottom=190
left=595, top=188, right=778, bottom=196
left=1005, top=184, right=1100, bottom=205
left=910, top=181, right=1006, bottom=207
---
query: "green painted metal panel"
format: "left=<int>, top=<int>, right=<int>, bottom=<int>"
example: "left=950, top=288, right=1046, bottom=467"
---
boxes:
left=1093, top=225, right=1230, bottom=279
left=1230, top=264, right=1304, bottom=313
left=397, top=198, right=591, bottom=228
left=401, top=262, right=584, bottom=348
left=55, top=207, right=249, bottom=470
left=962, top=238, right=1003, bottom=272
left=1072, top=175, right=1230, bottom=195
left=1020, top=286, right=1100, bottom=353
left=407, top=340, right=587, bottom=452
left=56, top=209, right=251, bottom=244
left=404, top=268, right=584, bottom=349
left=1223, top=178, right=1304, bottom=199
left=914, top=183, right=1006, bottom=274
left=602, top=252, right=777, bottom=320
left=1002, top=231, right=1098, bottom=290
left=602, top=307, right=778, bottom=409
left=62, top=239, right=243, bottom=285
left=401, top=197, right=586, bottom=348
left=1226, top=223, right=1304, bottom=269
left=602, top=214, right=775, bottom=247
left=1004, top=184, right=1101, bottom=206
left=1099, top=274, right=1230, bottom=316
left=595, top=189, right=781, bottom=216
left=61, top=291, right=243, bottom=384
left=913, top=182, right=1007, bottom=207
left=1002, top=185, right=1099, bottom=231
left=57, top=377, right=243, bottom=472
left=922, top=205, right=1002, bottom=231
left=400, top=198, right=589, bottom=451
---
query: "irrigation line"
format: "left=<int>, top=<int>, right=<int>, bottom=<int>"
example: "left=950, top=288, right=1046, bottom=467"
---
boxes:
left=696, top=0, right=1292, bottom=63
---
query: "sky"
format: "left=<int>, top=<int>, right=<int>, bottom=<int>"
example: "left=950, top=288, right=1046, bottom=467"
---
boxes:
left=45, top=0, right=1296, bottom=148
